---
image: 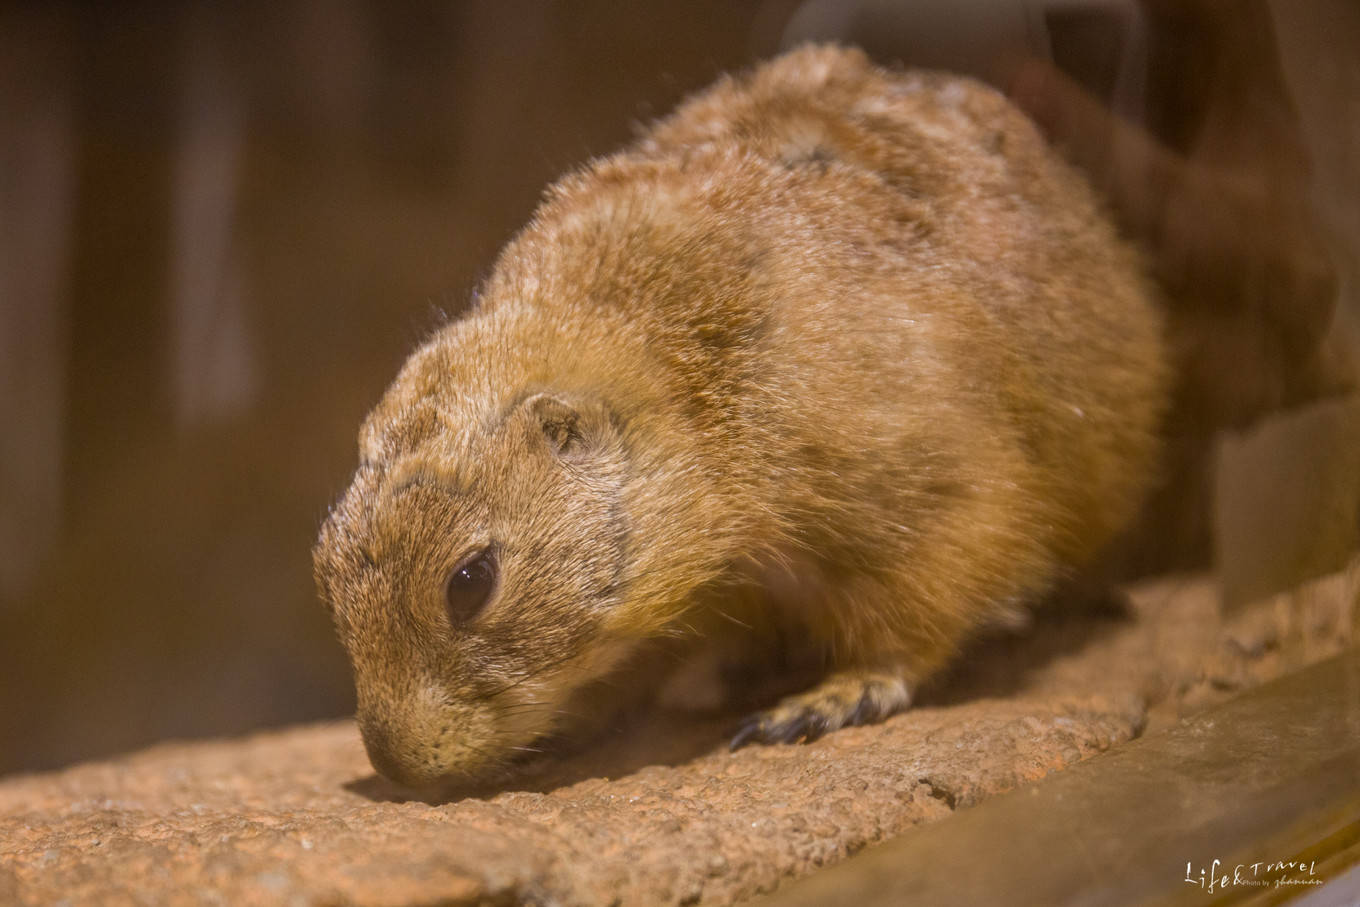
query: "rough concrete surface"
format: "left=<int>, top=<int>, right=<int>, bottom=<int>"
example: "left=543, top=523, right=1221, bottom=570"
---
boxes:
left=1, top=568, right=1355, bottom=906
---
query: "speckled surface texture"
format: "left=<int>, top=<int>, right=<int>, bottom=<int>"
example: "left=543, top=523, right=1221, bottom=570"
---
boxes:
left=1, top=570, right=1354, bottom=906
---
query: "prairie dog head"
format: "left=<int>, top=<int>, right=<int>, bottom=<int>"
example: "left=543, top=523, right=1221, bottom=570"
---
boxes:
left=314, top=341, right=640, bottom=789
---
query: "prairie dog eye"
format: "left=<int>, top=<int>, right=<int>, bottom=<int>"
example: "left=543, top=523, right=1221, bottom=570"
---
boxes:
left=445, top=547, right=497, bottom=625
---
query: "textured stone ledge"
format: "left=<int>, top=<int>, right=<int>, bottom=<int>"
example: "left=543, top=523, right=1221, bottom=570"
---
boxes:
left=1, top=570, right=1353, bottom=906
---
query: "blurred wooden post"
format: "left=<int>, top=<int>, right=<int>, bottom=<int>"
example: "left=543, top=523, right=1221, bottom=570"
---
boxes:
left=0, top=8, right=76, bottom=603
left=63, top=6, right=177, bottom=518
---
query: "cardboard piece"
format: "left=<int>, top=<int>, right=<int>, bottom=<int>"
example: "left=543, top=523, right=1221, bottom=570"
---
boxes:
left=1215, top=395, right=1360, bottom=610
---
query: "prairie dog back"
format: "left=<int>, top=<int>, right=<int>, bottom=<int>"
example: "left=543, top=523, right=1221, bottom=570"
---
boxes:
left=313, top=45, right=1167, bottom=788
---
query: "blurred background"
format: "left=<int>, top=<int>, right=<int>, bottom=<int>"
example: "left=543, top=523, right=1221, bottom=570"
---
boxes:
left=1, top=0, right=1356, bottom=776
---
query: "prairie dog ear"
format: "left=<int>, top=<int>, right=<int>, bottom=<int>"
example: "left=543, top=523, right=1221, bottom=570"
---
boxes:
left=522, top=392, right=612, bottom=460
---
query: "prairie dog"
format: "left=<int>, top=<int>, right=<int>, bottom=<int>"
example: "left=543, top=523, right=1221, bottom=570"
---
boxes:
left=313, top=45, right=1167, bottom=788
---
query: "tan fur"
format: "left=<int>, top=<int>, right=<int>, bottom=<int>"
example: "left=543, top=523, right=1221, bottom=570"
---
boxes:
left=313, top=46, right=1168, bottom=787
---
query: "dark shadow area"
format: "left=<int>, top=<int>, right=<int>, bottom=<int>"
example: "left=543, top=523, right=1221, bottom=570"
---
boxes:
left=343, top=708, right=737, bottom=804
left=342, top=588, right=1136, bottom=805
left=919, top=587, right=1136, bottom=707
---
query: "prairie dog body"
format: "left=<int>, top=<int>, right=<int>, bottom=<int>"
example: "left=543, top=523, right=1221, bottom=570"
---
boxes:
left=314, top=46, right=1167, bottom=788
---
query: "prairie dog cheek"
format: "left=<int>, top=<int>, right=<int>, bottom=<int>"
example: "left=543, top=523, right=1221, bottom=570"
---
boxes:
left=492, top=635, right=643, bottom=741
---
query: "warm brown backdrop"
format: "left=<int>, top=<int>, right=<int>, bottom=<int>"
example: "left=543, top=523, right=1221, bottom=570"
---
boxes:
left=0, top=1, right=806, bottom=775
left=2, top=1, right=1354, bottom=776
